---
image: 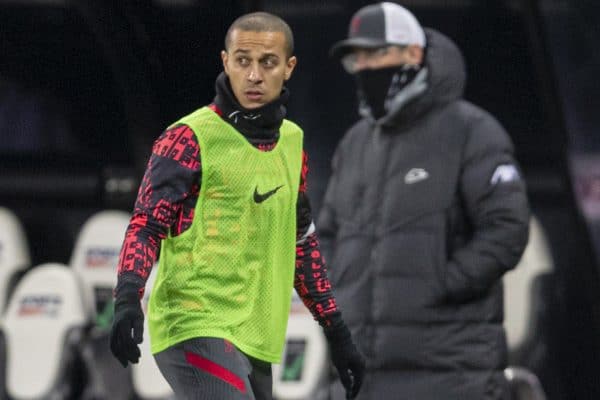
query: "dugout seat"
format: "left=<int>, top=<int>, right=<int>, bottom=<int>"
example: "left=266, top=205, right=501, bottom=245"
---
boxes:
left=131, top=264, right=175, bottom=399
left=69, top=210, right=134, bottom=400
left=273, top=292, right=329, bottom=400
left=505, top=367, right=547, bottom=400
left=70, top=210, right=131, bottom=328
left=0, top=207, right=31, bottom=314
left=503, top=216, right=551, bottom=400
left=503, top=216, right=554, bottom=354
left=1, top=263, right=90, bottom=399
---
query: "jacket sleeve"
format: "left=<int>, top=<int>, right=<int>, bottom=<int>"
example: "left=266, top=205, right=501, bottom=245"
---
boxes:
left=444, top=112, right=530, bottom=302
left=315, top=147, right=342, bottom=263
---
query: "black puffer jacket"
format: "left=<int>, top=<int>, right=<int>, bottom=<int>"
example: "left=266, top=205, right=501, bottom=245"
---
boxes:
left=318, top=29, right=530, bottom=400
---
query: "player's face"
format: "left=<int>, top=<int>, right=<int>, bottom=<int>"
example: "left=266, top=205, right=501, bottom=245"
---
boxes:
left=222, top=29, right=296, bottom=109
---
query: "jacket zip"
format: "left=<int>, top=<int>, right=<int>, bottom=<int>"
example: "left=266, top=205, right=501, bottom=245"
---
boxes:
left=365, top=122, right=393, bottom=366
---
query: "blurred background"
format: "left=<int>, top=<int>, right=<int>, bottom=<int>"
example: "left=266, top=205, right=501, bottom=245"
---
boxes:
left=1, top=0, right=600, bottom=399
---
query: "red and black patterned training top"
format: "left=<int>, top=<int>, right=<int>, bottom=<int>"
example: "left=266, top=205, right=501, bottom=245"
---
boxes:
left=116, top=106, right=341, bottom=328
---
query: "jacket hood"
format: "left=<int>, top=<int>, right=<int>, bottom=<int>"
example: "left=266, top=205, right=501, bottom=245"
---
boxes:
left=381, top=28, right=466, bottom=127
left=424, top=28, right=466, bottom=105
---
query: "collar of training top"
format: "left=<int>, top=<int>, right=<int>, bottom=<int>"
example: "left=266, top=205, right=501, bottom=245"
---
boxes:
left=213, top=72, right=289, bottom=143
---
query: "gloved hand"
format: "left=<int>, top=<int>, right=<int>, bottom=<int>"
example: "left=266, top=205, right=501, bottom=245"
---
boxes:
left=110, top=283, right=144, bottom=368
left=325, top=323, right=366, bottom=399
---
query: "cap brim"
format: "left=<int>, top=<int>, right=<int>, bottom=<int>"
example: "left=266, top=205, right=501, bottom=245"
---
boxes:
left=329, top=37, right=388, bottom=59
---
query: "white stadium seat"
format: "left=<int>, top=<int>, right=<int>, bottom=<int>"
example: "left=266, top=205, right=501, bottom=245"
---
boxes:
left=69, top=210, right=136, bottom=400
left=132, top=265, right=175, bottom=399
left=0, top=207, right=31, bottom=314
left=503, top=216, right=554, bottom=352
left=273, top=292, right=328, bottom=400
left=505, top=367, right=547, bottom=400
left=70, top=210, right=131, bottom=326
left=503, top=216, right=552, bottom=400
left=2, top=263, right=89, bottom=399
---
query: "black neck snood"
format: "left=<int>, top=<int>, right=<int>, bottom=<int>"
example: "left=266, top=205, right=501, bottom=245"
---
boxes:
left=213, top=72, right=289, bottom=143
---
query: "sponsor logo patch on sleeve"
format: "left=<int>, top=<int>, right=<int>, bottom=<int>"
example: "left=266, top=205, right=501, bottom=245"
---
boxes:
left=491, top=164, right=520, bottom=185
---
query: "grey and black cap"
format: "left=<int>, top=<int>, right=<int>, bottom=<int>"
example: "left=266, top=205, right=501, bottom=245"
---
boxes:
left=330, top=2, right=426, bottom=59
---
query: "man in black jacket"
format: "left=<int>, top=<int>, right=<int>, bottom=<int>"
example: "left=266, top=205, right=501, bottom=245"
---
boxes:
left=319, top=3, right=530, bottom=399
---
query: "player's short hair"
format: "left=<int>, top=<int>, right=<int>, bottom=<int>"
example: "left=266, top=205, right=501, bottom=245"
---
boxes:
left=225, top=12, right=294, bottom=58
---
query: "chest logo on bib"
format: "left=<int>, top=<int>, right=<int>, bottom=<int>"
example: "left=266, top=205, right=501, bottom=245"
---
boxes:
left=253, top=185, right=284, bottom=203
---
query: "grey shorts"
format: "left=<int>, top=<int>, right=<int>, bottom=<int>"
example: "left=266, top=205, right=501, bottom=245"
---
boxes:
left=154, top=337, right=273, bottom=400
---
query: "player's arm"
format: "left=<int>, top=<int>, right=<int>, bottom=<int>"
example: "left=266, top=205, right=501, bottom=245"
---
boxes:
left=115, top=124, right=201, bottom=297
left=111, top=124, right=201, bottom=367
left=294, top=150, right=341, bottom=327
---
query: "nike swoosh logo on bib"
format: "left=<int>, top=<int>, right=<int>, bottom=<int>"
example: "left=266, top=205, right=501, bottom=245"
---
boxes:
left=253, top=185, right=284, bottom=203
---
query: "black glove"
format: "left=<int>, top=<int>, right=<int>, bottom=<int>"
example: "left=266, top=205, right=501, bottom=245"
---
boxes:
left=325, top=323, right=366, bottom=399
left=110, top=283, right=144, bottom=368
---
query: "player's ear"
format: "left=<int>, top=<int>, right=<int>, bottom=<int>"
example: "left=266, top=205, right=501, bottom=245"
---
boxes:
left=285, top=56, right=297, bottom=81
left=221, top=50, right=230, bottom=75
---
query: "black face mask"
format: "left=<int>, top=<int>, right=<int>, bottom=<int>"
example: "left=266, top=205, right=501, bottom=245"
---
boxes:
left=355, top=64, right=421, bottom=119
